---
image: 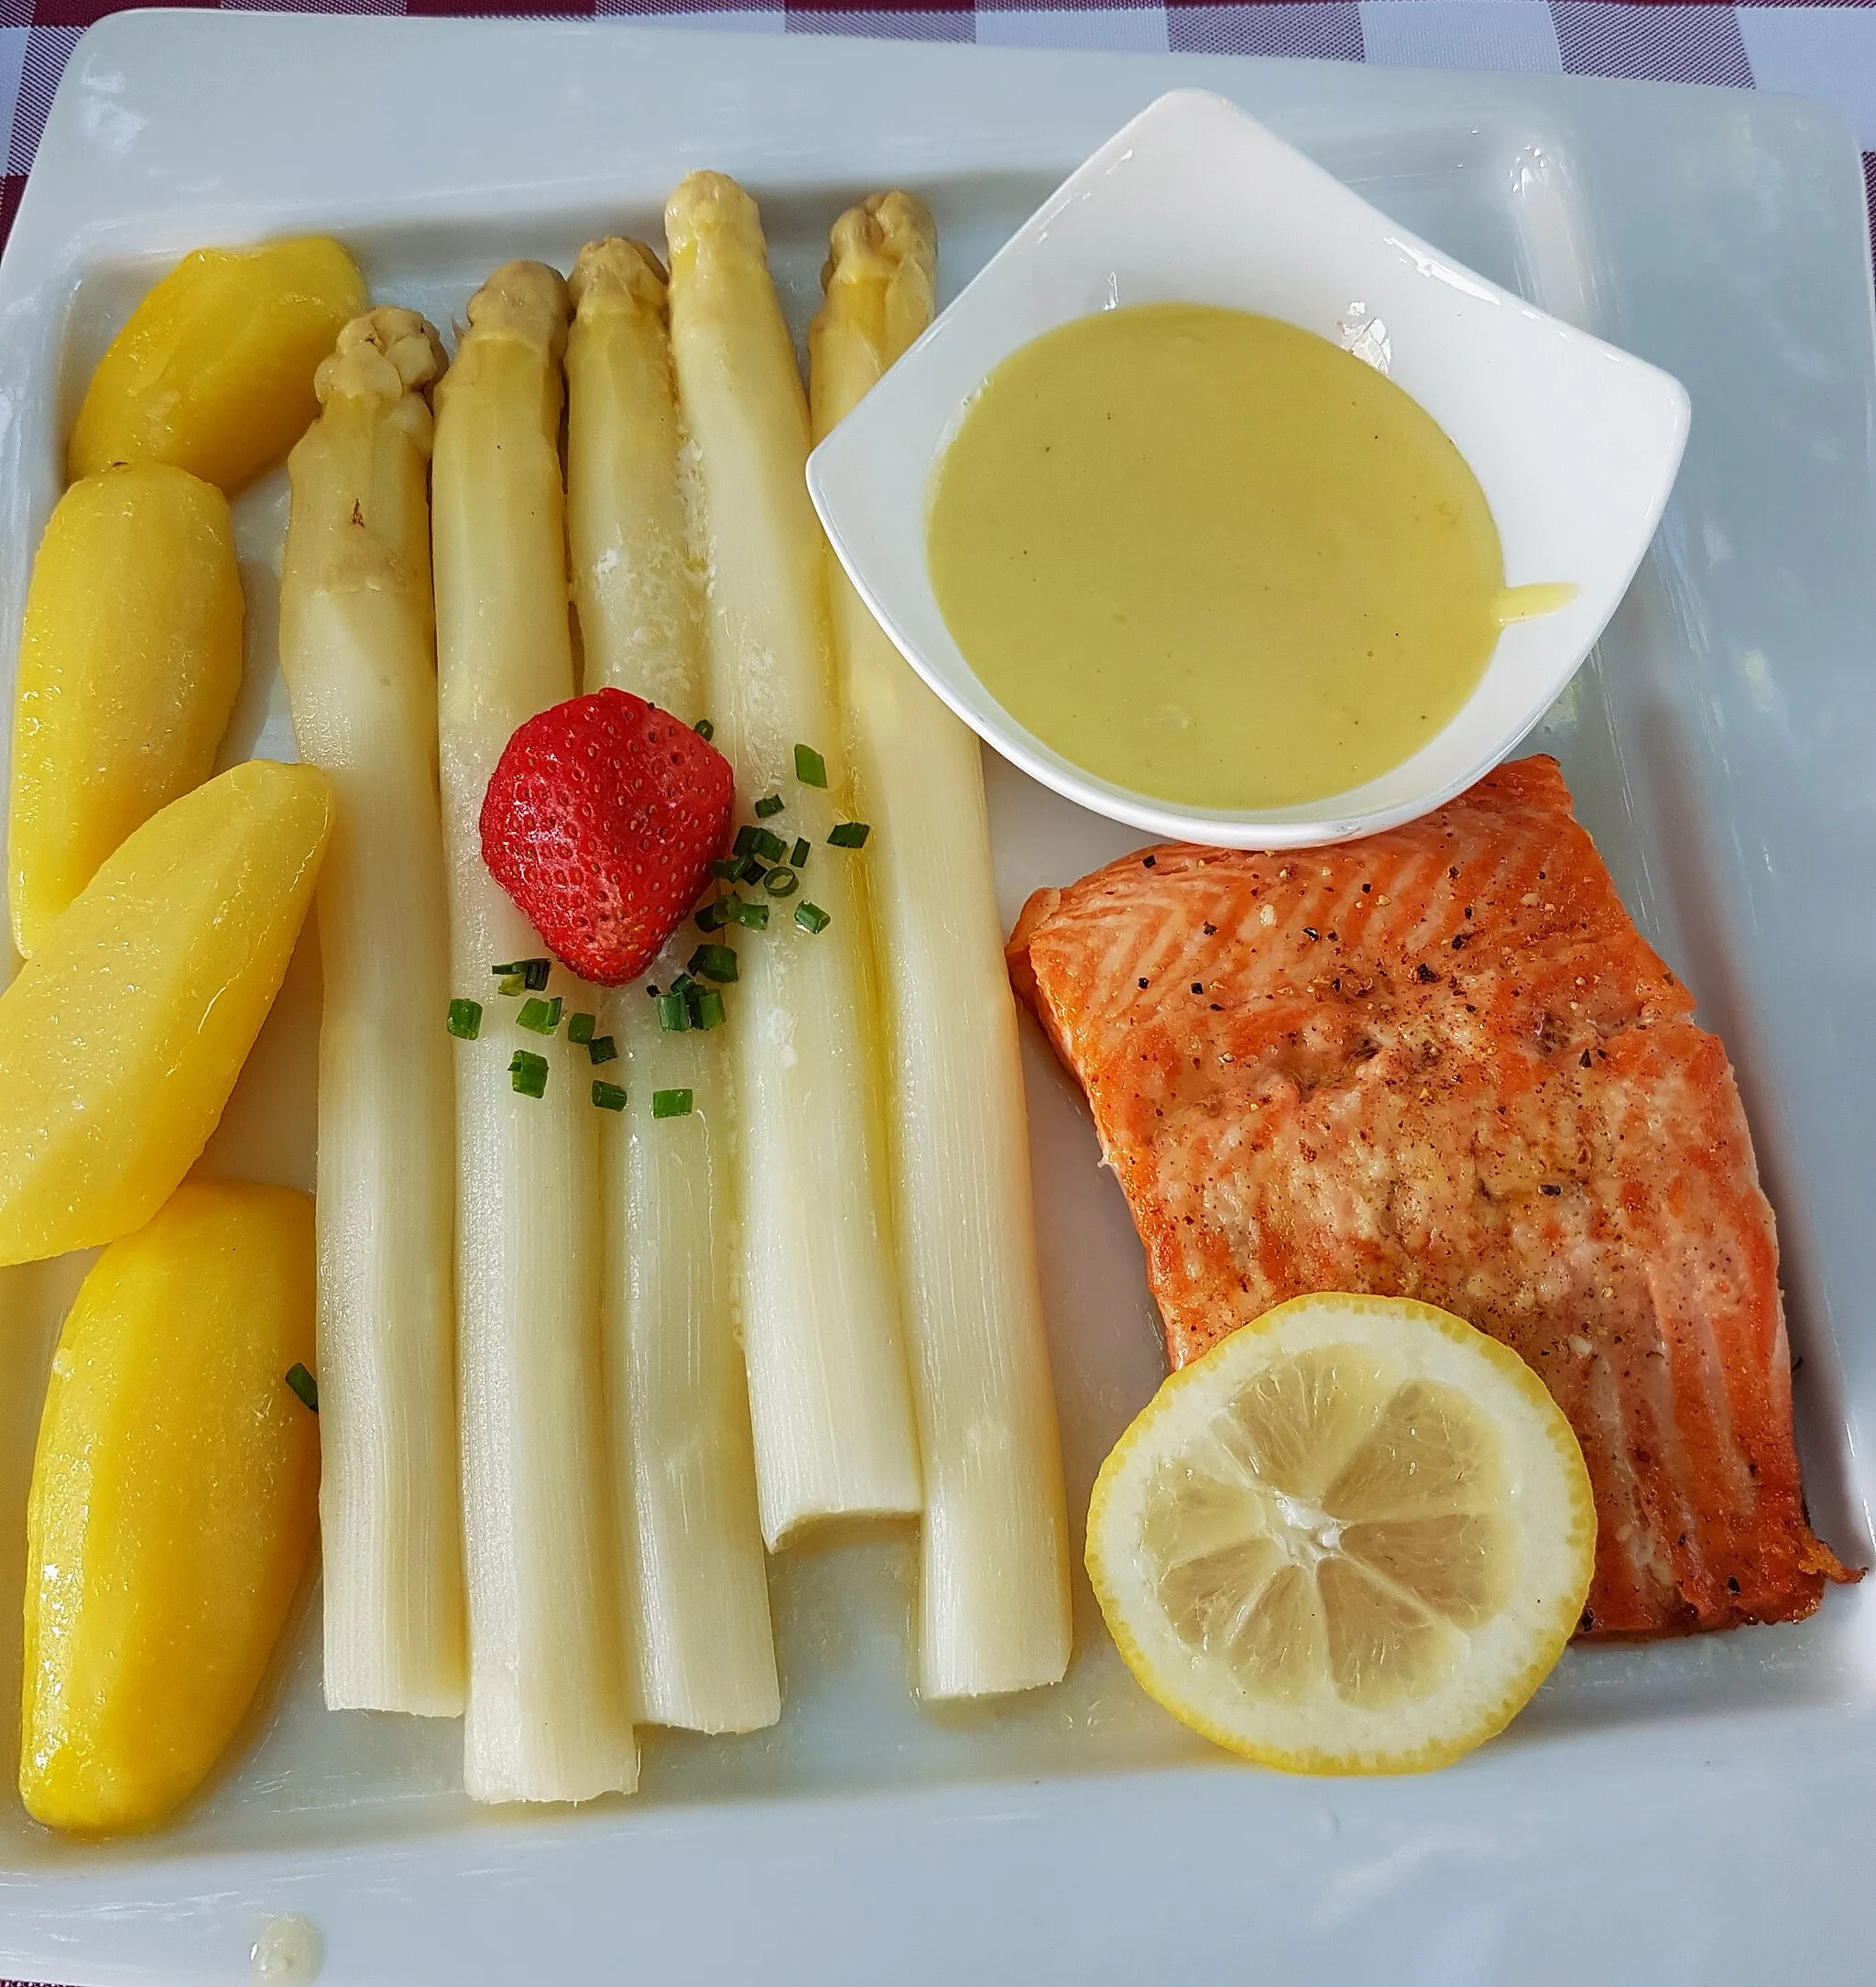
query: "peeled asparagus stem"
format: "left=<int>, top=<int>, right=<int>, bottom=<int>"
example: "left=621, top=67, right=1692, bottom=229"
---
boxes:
left=666, top=173, right=922, bottom=1546
left=278, top=309, right=467, bottom=1716
left=431, top=263, right=636, bottom=1801
left=566, top=236, right=778, bottom=1733
left=812, top=199, right=1073, bottom=1698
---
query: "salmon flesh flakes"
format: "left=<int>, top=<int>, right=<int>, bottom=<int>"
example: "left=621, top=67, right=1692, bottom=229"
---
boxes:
left=1009, top=756, right=1855, bottom=1638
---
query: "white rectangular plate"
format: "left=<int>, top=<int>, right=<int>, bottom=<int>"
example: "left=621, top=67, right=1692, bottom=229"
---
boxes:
left=0, top=15, right=1871, bottom=1984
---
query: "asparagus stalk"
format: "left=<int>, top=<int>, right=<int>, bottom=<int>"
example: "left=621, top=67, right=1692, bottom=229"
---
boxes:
left=665, top=174, right=922, bottom=1546
left=566, top=236, right=779, bottom=1733
left=278, top=309, right=467, bottom=1716
left=811, top=198, right=1073, bottom=1698
left=431, top=263, right=636, bottom=1801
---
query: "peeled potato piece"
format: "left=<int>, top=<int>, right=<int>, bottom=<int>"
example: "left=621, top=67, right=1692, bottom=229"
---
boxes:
left=68, top=237, right=367, bottom=494
left=21, top=1181, right=320, bottom=1834
left=8, top=464, right=245, bottom=957
left=0, top=759, right=332, bottom=1267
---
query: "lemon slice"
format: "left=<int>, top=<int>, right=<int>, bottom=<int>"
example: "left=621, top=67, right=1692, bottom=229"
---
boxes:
left=1086, top=1293, right=1595, bottom=1774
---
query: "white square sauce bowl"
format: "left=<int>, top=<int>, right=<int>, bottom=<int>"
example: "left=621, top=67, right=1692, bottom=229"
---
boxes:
left=806, top=87, right=1691, bottom=849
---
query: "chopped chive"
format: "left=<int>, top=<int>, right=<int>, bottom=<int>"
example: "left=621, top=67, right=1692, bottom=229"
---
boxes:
left=790, top=836, right=811, bottom=868
left=497, top=972, right=525, bottom=997
left=509, top=1050, right=550, bottom=1097
left=696, top=896, right=732, bottom=933
left=828, top=822, right=871, bottom=849
left=286, top=1362, right=319, bottom=1414
left=587, top=1034, right=617, bottom=1065
left=794, top=743, right=828, bottom=788
left=751, top=827, right=787, bottom=864
left=490, top=960, right=523, bottom=977
left=447, top=999, right=483, bottom=1041
left=733, top=824, right=758, bottom=857
left=736, top=854, right=767, bottom=885
left=652, top=1088, right=694, bottom=1119
left=733, top=898, right=769, bottom=930
left=520, top=958, right=551, bottom=992
left=691, top=987, right=725, bottom=1031
left=693, top=717, right=714, bottom=742
left=763, top=867, right=799, bottom=899
left=688, top=943, right=739, bottom=984
left=754, top=793, right=784, bottom=819
left=657, top=991, right=691, bottom=1033
left=671, top=972, right=697, bottom=996
left=568, top=1011, right=595, bottom=1045
left=711, top=857, right=740, bottom=882
left=795, top=901, right=831, bottom=935
left=518, top=995, right=563, bottom=1035
left=592, top=1080, right=629, bottom=1111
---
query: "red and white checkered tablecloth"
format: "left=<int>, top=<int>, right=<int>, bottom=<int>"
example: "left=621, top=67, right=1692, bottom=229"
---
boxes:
left=0, top=0, right=1868, bottom=1982
left=2, top=0, right=1876, bottom=263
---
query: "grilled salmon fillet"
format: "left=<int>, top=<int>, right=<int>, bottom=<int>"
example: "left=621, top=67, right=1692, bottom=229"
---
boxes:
left=1010, top=756, right=1852, bottom=1636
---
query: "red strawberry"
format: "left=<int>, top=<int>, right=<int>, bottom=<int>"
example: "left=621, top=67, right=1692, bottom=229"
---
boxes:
left=480, top=689, right=734, bottom=987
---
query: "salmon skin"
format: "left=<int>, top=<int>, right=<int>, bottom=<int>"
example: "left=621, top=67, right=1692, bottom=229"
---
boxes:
left=1010, top=757, right=1854, bottom=1637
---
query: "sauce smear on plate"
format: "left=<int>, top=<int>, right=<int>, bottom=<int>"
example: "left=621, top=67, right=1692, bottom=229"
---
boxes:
left=927, top=303, right=1508, bottom=811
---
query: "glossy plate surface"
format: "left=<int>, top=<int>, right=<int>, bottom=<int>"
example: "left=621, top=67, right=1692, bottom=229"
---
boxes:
left=0, top=14, right=1871, bottom=1983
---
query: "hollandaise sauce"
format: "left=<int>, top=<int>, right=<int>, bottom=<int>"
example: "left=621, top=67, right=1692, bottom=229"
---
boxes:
left=926, top=304, right=1512, bottom=811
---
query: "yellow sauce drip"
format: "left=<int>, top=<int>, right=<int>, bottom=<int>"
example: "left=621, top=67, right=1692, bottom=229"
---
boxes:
left=926, top=304, right=1511, bottom=811
left=1494, top=581, right=1578, bottom=625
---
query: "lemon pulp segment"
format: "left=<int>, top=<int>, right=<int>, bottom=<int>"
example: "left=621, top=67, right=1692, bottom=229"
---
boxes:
left=1087, top=1294, right=1595, bottom=1774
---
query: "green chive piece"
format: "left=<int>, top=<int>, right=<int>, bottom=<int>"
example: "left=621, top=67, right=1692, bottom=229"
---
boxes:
left=520, top=958, right=551, bottom=991
left=790, top=837, right=811, bottom=868
left=587, top=1035, right=618, bottom=1065
left=671, top=972, right=697, bottom=996
left=693, top=717, right=714, bottom=742
left=763, top=867, right=799, bottom=900
left=751, top=827, right=787, bottom=864
left=794, top=743, right=828, bottom=788
left=592, top=1080, right=629, bottom=1111
left=828, top=822, right=871, bottom=848
left=795, top=901, right=831, bottom=935
left=696, top=896, right=731, bottom=933
left=733, top=898, right=769, bottom=931
left=692, top=987, right=725, bottom=1031
left=711, top=857, right=740, bottom=882
left=754, top=793, right=784, bottom=819
left=736, top=854, right=767, bottom=885
left=497, top=973, right=525, bottom=998
left=688, top=943, right=739, bottom=984
left=509, top=1050, right=550, bottom=1097
left=517, top=996, right=562, bottom=1035
left=733, top=824, right=758, bottom=857
left=490, top=960, right=523, bottom=977
left=652, top=1088, right=694, bottom=1119
left=657, top=991, right=691, bottom=1033
left=286, top=1362, right=319, bottom=1414
left=447, top=999, right=483, bottom=1041
left=568, top=1011, right=595, bottom=1045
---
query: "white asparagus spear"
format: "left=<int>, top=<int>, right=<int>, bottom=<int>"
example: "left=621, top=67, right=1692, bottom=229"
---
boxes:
left=665, top=173, right=921, bottom=1546
left=566, top=235, right=778, bottom=1733
left=431, top=262, right=637, bottom=1801
left=811, top=199, right=1073, bottom=1698
left=279, top=308, right=467, bottom=1716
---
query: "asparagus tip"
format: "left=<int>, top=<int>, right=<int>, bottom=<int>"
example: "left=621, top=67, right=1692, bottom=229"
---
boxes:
left=314, top=307, right=446, bottom=411
left=462, top=259, right=571, bottom=356
left=665, top=171, right=765, bottom=263
left=569, top=236, right=669, bottom=322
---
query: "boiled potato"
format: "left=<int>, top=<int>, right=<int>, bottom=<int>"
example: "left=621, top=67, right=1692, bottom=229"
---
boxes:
left=0, top=759, right=332, bottom=1266
left=21, top=1180, right=319, bottom=1833
left=68, top=237, right=367, bottom=493
left=9, top=464, right=245, bottom=956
